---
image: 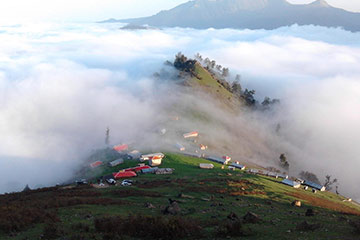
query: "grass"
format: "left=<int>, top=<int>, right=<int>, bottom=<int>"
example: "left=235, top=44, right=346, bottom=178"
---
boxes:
left=188, top=63, right=234, bottom=101
left=1, top=153, right=360, bottom=240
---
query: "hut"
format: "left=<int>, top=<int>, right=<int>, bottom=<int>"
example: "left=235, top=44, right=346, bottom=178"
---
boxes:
left=175, top=143, right=185, bottom=151
left=140, top=153, right=165, bottom=161
left=230, top=163, right=246, bottom=170
left=199, top=163, right=214, bottom=169
left=109, top=158, right=124, bottom=167
left=90, top=161, right=103, bottom=168
left=183, top=131, right=199, bottom=138
left=113, top=171, right=137, bottom=179
left=303, top=181, right=326, bottom=191
left=113, top=144, right=129, bottom=153
left=127, top=150, right=141, bottom=160
left=282, top=179, right=301, bottom=188
left=149, top=155, right=163, bottom=166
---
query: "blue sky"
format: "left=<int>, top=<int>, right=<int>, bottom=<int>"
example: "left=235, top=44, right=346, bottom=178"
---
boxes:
left=0, top=0, right=359, bottom=23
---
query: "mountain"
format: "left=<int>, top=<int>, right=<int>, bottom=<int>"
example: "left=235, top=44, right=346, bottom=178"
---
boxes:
left=101, top=0, right=360, bottom=31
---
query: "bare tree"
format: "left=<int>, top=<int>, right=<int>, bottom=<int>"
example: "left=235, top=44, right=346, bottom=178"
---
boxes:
left=324, top=175, right=338, bottom=191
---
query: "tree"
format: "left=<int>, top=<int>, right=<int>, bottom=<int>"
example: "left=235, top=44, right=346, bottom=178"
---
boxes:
left=195, top=53, right=203, bottom=61
left=324, top=175, right=338, bottom=191
left=299, top=171, right=321, bottom=185
left=279, top=153, right=289, bottom=170
left=262, top=97, right=280, bottom=107
left=222, top=67, right=229, bottom=77
left=216, top=64, right=222, bottom=72
left=231, top=80, right=242, bottom=97
left=241, top=89, right=256, bottom=106
left=105, top=127, right=110, bottom=145
left=174, top=52, right=196, bottom=73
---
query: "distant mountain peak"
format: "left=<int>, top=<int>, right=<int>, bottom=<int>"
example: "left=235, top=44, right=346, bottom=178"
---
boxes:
left=310, top=0, right=331, bottom=7
left=188, top=0, right=288, bottom=11
left=103, top=0, right=360, bottom=32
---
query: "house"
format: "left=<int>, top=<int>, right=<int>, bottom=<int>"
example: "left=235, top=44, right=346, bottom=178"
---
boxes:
left=206, top=156, right=230, bottom=165
left=149, top=155, right=163, bottom=166
left=124, top=165, right=151, bottom=172
left=141, top=167, right=159, bottom=174
left=230, top=163, right=246, bottom=170
left=282, top=179, right=301, bottom=188
left=127, top=150, right=141, bottom=160
left=155, top=168, right=174, bottom=175
left=223, top=156, right=231, bottom=162
left=199, top=163, right=214, bottom=169
left=108, top=158, right=124, bottom=167
left=175, top=143, right=185, bottom=151
left=113, top=144, right=129, bottom=153
left=113, top=171, right=137, bottom=179
left=183, top=131, right=199, bottom=138
left=295, top=178, right=305, bottom=184
left=277, top=174, right=289, bottom=179
left=140, top=153, right=165, bottom=161
left=303, top=180, right=326, bottom=191
left=248, top=169, right=260, bottom=174
left=90, top=161, right=103, bottom=168
left=266, top=172, right=279, bottom=178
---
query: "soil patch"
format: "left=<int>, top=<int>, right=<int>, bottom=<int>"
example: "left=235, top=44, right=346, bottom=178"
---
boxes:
left=288, top=192, right=360, bottom=215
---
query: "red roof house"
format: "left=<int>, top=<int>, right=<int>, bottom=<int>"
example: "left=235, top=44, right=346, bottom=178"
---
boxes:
left=113, top=144, right=129, bottom=152
left=90, top=161, right=103, bottom=168
left=113, top=171, right=137, bottom=179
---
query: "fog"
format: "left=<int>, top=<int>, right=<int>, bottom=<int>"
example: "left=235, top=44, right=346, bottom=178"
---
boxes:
left=0, top=23, right=359, bottom=200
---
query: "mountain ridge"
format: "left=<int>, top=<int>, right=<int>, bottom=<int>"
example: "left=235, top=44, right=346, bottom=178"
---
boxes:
left=100, top=0, right=360, bottom=32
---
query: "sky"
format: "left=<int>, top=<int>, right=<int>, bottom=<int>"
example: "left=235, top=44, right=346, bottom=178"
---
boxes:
left=0, top=0, right=360, bottom=23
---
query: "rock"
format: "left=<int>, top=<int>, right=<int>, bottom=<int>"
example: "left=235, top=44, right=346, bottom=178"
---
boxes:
left=243, top=211, right=261, bottom=223
left=163, top=202, right=181, bottom=215
left=144, top=202, right=156, bottom=209
left=305, top=209, right=315, bottom=217
left=227, top=212, right=239, bottom=221
left=296, top=221, right=321, bottom=231
left=178, top=193, right=195, bottom=199
left=291, top=200, right=301, bottom=207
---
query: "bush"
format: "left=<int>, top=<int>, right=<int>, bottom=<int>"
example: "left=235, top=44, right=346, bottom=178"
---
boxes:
left=216, top=220, right=252, bottom=237
left=94, top=215, right=203, bottom=239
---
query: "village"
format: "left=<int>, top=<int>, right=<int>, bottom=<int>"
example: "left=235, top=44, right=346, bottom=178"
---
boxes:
left=82, top=126, right=329, bottom=197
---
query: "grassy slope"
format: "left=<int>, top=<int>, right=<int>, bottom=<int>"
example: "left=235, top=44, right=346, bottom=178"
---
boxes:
left=2, top=153, right=360, bottom=240
left=186, top=63, right=240, bottom=111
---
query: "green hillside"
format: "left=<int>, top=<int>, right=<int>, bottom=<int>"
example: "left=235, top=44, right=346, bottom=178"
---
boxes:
left=1, top=153, right=359, bottom=240
left=184, top=62, right=242, bottom=112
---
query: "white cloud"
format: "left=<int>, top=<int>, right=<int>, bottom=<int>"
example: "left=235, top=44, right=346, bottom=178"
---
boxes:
left=0, top=23, right=359, bottom=201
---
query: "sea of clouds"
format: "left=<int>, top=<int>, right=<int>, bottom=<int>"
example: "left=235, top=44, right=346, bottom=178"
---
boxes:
left=0, top=23, right=359, bottom=200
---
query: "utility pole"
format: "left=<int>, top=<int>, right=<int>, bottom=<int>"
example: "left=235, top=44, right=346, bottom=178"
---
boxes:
left=105, top=127, right=110, bottom=146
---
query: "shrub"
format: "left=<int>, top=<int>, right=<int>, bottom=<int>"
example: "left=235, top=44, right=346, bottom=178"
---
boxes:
left=216, top=220, right=252, bottom=237
left=94, top=215, right=203, bottom=239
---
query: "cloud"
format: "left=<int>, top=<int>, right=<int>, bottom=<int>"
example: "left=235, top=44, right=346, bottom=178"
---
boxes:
left=0, top=23, right=359, bottom=200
